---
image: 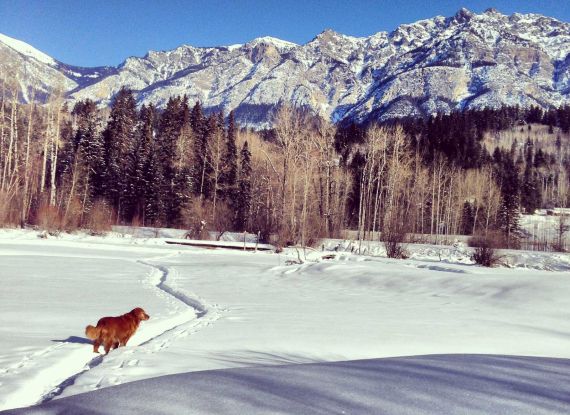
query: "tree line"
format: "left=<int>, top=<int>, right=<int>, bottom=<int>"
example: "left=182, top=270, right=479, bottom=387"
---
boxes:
left=0, top=84, right=569, bottom=248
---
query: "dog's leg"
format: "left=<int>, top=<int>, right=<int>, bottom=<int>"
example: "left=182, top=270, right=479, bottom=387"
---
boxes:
left=104, top=341, right=112, bottom=354
left=122, top=336, right=132, bottom=346
left=93, top=340, right=101, bottom=354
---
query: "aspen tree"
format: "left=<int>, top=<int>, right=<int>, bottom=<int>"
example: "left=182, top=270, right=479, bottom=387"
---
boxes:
left=273, top=105, right=303, bottom=233
left=49, top=93, right=63, bottom=206
left=22, top=88, right=36, bottom=223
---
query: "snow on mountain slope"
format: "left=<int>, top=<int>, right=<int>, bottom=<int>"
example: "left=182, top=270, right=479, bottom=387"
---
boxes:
left=0, top=33, right=56, bottom=66
left=0, top=34, right=76, bottom=103
left=2, top=8, right=570, bottom=126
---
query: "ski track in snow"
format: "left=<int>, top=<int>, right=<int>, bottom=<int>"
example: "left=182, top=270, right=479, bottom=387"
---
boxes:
left=1, top=251, right=223, bottom=410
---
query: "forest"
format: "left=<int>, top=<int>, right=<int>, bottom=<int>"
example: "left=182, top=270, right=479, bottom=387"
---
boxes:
left=0, top=84, right=569, bottom=249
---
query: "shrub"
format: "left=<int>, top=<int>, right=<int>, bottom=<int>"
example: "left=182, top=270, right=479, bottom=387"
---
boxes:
left=61, top=197, right=82, bottom=232
left=468, top=234, right=504, bottom=267
left=468, top=231, right=506, bottom=249
left=182, top=201, right=211, bottom=240
left=34, top=201, right=63, bottom=233
left=85, top=200, right=113, bottom=235
left=471, top=246, right=502, bottom=267
left=381, top=217, right=409, bottom=259
left=0, top=189, right=21, bottom=227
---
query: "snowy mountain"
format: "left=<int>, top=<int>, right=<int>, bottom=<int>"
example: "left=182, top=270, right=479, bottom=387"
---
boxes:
left=0, top=33, right=114, bottom=103
left=2, top=8, right=570, bottom=126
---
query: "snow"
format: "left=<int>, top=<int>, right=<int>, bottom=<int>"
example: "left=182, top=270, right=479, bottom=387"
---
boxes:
left=0, top=33, right=56, bottom=66
left=5, top=8, right=570, bottom=124
left=225, top=44, right=243, bottom=51
left=520, top=210, right=570, bottom=248
left=321, top=238, right=570, bottom=271
left=6, top=355, right=570, bottom=415
left=111, top=225, right=262, bottom=244
left=246, top=36, right=298, bottom=50
left=0, top=229, right=569, bottom=413
left=58, top=8, right=570, bottom=128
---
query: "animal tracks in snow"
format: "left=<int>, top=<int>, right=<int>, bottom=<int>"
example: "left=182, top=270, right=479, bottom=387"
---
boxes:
left=0, top=251, right=222, bottom=410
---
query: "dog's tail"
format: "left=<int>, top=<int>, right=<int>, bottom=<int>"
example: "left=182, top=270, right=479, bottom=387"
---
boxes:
left=85, top=325, right=100, bottom=340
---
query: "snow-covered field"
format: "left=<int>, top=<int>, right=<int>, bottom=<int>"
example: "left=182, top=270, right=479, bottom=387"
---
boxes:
left=0, top=229, right=569, bottom=414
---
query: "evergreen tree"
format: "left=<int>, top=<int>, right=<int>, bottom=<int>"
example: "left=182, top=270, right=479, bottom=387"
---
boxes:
left=102, top=87, right=138, bottom=221
left=461, top=201, right=475, bottom=235
left=144, top=149, right=165, bottom=226
left=497, top=154, right=522, bottom=247
left=131, top=104, right=164, bottom=224
left=520, top=164, right=541, bottom=214
left=221, top=110, right=238, bottom=200
left=234, top=141, right=252, bottom=231
left=190, top=102, right=213, bottom=199
left=71, top=100, right=105, bottom=204
left=534, top=148, right=547, bottom=168
left=520, top=139, right=541, bottom=213
left=156, top=96, right=192, bottom=227
left=190, top=101, right=205, bottom=136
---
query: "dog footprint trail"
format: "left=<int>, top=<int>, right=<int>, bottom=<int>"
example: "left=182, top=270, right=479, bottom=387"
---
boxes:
left=39, top=253, right=224, bottom=403
left=0, top=343, right=65, bottom=376
left=136, top=255, right=225, bottom=347
left=0, top=251, right=223, bottom=411
left=138, top=257, right=208, bottom=317
left=0, top=343, right=101, bottom=411
left=0, top=335, right=105, bottom=411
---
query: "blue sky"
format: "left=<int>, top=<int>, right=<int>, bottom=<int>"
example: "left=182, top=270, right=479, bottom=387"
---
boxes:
left=0, top=0, right=569, bottom=67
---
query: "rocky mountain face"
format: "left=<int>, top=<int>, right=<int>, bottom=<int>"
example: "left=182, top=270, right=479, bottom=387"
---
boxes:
left=0, top=33, right=115, bottom=103
left=1, top=8, right=570, bottom=127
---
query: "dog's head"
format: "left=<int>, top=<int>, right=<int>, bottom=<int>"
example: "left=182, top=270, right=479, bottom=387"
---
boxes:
left=131, top=307, right=150, bottom=321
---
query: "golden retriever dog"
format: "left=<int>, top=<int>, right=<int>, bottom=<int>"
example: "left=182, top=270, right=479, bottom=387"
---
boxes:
left=85, top=307, right=150, bottom=354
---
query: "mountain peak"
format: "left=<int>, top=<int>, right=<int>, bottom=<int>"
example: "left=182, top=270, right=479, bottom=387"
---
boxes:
left=453, top=7, right=475, bottom=22
left=0, top=32, right=56, bottom=66
left=312, top=28, right=341, bottom=42
left=246, top=36, right=297, bottom=50
left=318, top=28, right=339, bottom=36
left=3, top=9, right=570, bottom=127
left=484, top=7, right=501, bottom=15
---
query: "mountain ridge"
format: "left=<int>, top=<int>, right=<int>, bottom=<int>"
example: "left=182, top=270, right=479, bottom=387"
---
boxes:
left=1, top=8, right=569, bottom=127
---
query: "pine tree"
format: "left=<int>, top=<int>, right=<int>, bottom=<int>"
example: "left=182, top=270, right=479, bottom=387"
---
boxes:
left=520, top=164, right=541, bottom=214
left=534, top=148, right=547, bottom=168
left=221, top=110, right=238, bottom=201
left=234, top=141, right=252, bottom=231
left=70, top=100, right=104, bottom=210
left=209, top=112, right=227, bottom=224
left=461, top=201, right=475, bottom=235
left=102, top=87, right=138, bottom=221
left=520, top=141, right=541, bottom=213
left=190, top=102, right=213, bottom=200
left=130, top=104, right=163, bottom=224
left=144, top=149, right=165, bottom=226
left=157, top=97, right=180, bottom=224
left=497, top=155, right=522, bottom=247
left=156, top=96, right=193, bottom=227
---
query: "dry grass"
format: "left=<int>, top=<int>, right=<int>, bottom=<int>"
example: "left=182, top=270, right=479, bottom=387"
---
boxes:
left=34, top=201, right=64, bottom=233
left=85, top=200, right=113, bottom=235
left=182, top=201, right=212, bottom=240
left=0, top=189, right=21, bottom=227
